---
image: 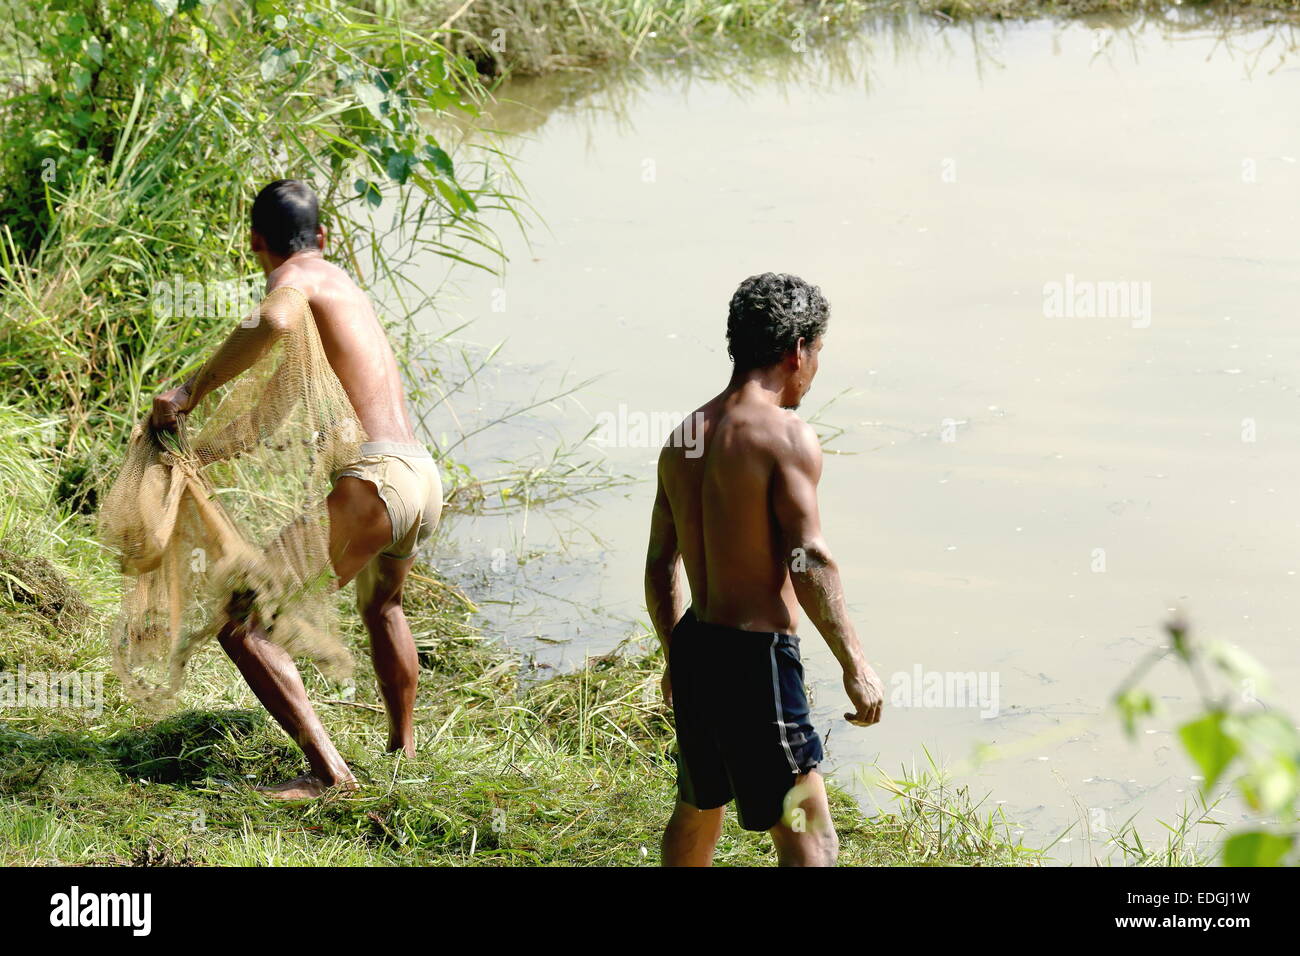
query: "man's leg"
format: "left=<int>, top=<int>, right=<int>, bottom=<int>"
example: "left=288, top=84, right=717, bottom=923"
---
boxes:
left=216, top=477, right=391, bottom=799
left=217, top=609, right=355, bottom=798
left=662, top=801, right=725, bottom=866
left=767, top=771, right=839, bottom=867
left=353, top=553, right=419, bottom=757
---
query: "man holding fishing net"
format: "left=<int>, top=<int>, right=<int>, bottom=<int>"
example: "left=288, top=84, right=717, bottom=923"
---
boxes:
left=104, top=180, right=441, bottom=799
left=645, top=272, right=884, bottom=866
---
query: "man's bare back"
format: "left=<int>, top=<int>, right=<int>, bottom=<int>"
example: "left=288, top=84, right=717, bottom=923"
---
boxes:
left=265, top=253, right=415, bottom=446
left=659, top=385, right=814, bottom=634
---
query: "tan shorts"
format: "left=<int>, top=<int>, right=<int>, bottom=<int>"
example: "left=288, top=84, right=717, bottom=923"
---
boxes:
left=331, top=441, right=443, bottom=560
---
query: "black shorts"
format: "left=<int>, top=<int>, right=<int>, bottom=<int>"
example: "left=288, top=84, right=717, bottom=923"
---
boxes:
left=668, top=608, right=824, bottom=832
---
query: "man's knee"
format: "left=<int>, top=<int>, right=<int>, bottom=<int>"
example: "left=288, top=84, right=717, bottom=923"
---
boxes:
left=356, top=559, right=410, bottom=627
left=359, top=591, right=401, bottom=627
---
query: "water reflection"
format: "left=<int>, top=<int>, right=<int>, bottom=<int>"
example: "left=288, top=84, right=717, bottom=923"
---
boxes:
left=471, top=7, right=1300, bottom=140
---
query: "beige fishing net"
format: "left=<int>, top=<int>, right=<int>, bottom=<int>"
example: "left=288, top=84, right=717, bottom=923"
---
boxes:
left=99, top=286, right=365, bottom=708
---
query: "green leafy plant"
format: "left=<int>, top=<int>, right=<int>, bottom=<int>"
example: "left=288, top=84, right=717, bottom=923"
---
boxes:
left=0, top=0, right=520, bottom=507
left=1115, top=617, right=1299, bottom=866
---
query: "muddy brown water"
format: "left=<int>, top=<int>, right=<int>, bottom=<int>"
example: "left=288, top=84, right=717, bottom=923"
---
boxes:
left=416, top=12, right=1300, bottom=862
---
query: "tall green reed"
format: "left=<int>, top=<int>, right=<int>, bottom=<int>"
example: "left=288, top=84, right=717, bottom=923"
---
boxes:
left=0, top=0, right=520, bottom=507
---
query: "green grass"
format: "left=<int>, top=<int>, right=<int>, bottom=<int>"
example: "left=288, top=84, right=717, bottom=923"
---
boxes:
left=0, top=578, right=1033, bottom=865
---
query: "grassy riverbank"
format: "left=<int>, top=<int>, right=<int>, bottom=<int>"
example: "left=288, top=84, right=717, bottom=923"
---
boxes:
left=419, top=0, right=1300, bottom=78
left=910, top=0, right=1300, bottom=22
left=0, top=401, right=1035, bottom=865
left=424, top=0, right=880, bottom=76
left=0, top=0, right=1038, bottom=865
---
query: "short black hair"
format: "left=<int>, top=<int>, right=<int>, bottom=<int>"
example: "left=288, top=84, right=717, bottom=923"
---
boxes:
left=250, top=180, right=320, bottom=256
left=726, top=272, right=829, bottom=371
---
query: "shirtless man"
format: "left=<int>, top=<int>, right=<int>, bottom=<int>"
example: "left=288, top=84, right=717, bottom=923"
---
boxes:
left=645, top=272, right=884, bottom=866
left=150, top=180, right=442, bottom=799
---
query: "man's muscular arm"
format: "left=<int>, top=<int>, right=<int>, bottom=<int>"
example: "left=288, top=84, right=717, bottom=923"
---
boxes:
left=645, top=451, right=685, bottom=704
left=772, top=418, right=883, bottom=726
left=151, top=294, right=297, bottom=431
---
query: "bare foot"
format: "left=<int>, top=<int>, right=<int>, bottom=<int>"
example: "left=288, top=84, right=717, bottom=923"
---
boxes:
left=255, top=775, right=356, bottom=801
left=387, top=737, right=416, bottom=760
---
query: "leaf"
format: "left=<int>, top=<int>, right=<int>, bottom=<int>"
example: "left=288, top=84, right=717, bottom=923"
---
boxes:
left=354, top=178, right=382, bottom=208
left=1115, top=687, right=1156, bottom=740
left=1233, top=710, right=1300, bottom=757
left=1178, top=711, right=1240, bottom=794
left=1239, top=758, right=1297, bottom=815
left=431, top=176, right=467, bottom=215
left=424, top=145, right=454, bottom=178
left=385, top=151, right=412, bottom=185
left=260, top=47, right=299, bottom=82
left=354, top=80, right=385, bottom=121
left=1222, top=830, right=1292, bottom=867
left=152, top=0, right=179, bottom=14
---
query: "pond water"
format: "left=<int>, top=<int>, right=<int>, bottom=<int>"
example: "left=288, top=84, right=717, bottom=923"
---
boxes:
left=417, top=11, right=1300, bottom=862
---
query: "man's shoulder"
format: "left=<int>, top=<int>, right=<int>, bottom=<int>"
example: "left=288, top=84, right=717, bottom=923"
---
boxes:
left=737, top=403, right=813, bottom=449
left=256, top=283, right=311, bottom=331
left=269, top=258, right=359, bottom=297
left=765, top=409, right=819, bottom=468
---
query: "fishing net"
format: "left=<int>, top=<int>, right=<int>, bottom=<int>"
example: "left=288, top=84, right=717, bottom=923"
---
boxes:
left=99, top=286, right=365, bottom=708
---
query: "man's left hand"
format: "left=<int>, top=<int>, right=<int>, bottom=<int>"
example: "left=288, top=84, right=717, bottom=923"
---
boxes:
left=151, top=383, right=192, bottom=433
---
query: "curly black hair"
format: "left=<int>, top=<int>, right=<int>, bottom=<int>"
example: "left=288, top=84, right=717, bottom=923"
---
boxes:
left=726, top=273, right=829, bottom=371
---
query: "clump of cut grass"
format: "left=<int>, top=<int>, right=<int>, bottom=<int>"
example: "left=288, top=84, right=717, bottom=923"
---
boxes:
left=0, top=545, right=91, bottom=628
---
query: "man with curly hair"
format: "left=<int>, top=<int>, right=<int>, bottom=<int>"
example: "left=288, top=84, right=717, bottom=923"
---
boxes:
left=645, top=272, right=884, bottom=866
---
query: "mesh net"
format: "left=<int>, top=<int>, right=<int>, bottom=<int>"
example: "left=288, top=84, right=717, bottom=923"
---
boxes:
left=99, top=286, right=365, bottom=708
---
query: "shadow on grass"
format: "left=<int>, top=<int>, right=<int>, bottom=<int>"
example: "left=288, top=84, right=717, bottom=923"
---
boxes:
left=0, top=709, right=277, bottom=787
